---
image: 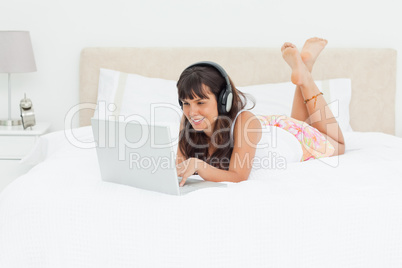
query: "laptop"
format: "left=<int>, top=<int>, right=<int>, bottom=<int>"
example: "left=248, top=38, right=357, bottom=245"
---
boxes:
left=91, top=118, right=227, bottom=195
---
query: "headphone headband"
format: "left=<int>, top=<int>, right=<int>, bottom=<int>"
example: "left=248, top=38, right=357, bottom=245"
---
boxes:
left=185, top=61, right=231, bottom=89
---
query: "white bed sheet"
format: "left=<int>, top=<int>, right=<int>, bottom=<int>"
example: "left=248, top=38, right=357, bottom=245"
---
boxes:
left=1, top=127, right=402, bottom=268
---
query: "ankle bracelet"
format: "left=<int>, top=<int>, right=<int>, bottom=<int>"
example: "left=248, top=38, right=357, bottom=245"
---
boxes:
left=304, top=92, right=324, bottom=109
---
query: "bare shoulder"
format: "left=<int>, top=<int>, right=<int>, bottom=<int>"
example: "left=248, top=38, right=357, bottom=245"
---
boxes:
left=233, top=110, right=262, bottom=146
left=234, top=110, right=261, bottom=129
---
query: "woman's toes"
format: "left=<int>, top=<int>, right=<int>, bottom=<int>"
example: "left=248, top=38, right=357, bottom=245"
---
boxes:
left=281, top=42, right=296, bottom=52
left=281, top=43, right=290, bottom=52
left=285, top=42, right=295, bottom=48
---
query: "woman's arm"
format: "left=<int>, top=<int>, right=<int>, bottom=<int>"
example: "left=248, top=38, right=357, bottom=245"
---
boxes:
left=176, top=111, right=262, bottom=186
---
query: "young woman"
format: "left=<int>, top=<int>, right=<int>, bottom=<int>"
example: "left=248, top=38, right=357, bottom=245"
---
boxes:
left=176, top=38, right=345, bottom=186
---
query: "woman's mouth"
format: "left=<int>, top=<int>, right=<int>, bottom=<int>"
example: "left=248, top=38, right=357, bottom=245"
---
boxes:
left=191, top=117, right=205, bottom=125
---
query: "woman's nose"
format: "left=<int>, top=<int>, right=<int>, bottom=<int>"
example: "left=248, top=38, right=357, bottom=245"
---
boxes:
left=189, top=105, right=198, bottom=116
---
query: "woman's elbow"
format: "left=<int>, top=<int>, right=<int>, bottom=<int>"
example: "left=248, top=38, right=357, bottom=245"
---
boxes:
left=233, top=174, right=249, bottom=183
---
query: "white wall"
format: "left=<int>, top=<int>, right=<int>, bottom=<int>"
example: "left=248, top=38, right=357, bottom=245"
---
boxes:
left=1, top=0, right=401, bottom=136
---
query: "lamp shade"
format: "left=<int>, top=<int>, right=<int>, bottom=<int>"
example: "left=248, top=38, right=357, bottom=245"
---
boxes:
left=0, top=31, right=37, bottom=73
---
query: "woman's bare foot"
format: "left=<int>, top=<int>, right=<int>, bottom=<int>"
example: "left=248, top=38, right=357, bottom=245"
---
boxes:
left=300, top=37, right=328, bottom=72
left=281, top=42, right=310, bottom=86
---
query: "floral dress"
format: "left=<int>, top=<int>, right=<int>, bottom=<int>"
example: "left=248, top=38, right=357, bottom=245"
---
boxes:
left=256, top=115, right=336, bottom=161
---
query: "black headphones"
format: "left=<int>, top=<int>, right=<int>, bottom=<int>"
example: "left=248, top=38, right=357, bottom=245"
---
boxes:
left=178, top=61, right=233, bottom=114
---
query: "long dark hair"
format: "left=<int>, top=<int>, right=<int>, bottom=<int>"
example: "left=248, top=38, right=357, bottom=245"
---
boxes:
left=177, top=64, right=254, bottom=170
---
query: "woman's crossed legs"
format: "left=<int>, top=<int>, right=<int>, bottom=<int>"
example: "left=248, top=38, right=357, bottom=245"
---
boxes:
left=281, top=38, right=345, bottom=156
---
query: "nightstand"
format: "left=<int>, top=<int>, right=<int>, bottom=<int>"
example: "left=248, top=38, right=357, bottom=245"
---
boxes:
left=0, top=122, right=50, bottom=192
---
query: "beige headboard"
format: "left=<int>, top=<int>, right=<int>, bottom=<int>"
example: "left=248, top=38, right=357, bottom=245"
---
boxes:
left=79, top=48, right=396, bottom=134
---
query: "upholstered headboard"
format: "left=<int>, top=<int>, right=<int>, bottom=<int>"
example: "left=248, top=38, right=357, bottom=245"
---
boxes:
left=79, top=48, right=396, bottom=134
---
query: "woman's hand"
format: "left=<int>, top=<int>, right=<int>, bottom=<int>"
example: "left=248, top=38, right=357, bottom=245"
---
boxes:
left=176, top=157, right=202, bottom=187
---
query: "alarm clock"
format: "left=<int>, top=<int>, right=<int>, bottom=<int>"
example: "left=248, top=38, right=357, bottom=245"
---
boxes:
left=20, top=93, right=36, bottom=129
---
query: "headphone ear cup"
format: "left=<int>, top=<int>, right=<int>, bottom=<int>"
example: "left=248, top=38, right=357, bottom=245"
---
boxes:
left=218, top=86, right=233, bottom=114
left=225, top=92, right=233, bottom=113
left=217, top=89, right=226, bottom=114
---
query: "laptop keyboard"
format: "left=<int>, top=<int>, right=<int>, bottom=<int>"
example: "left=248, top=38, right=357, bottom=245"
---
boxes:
left=178, top=178, right=204, bottom=190
left=177, top=177, right=227, bottom=194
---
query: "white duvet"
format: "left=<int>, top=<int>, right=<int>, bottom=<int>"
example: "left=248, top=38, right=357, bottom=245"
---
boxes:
left=1, top=127, right=402, bottom=268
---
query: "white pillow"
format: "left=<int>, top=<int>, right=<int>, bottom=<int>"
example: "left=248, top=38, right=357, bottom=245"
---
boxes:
left=94, top=69, right=353, bottom=141
left=238, top=78, right=353, bottom=132
left=94, top=68, right=183, bottom=139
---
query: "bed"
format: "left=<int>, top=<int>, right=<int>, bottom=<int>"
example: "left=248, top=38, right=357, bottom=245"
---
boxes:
left=1, top=47, right=401, bottom=268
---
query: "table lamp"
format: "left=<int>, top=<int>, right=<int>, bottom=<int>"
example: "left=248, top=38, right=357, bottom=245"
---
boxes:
left=0, top=31, right=37, bottom=126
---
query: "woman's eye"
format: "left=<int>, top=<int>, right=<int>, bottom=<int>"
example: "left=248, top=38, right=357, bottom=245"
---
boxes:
left=182, top=102, right=189, bottom=105
left=198, top=102, right=204, bottom=105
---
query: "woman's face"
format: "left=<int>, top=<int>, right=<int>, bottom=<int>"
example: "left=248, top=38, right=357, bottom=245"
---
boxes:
left=181, top=85, right=218, bottom=137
